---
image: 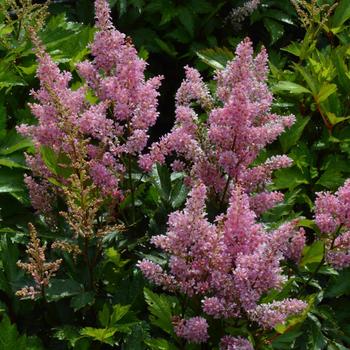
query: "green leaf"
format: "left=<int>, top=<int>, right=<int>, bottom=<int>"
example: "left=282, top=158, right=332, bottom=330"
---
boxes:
left=325, top=269, right=350, bottom=297
left=154, top=38, right=177, bottom=57
left=316, top=83, right=337, bottom=103
left=0, top=156, right=27, bottom=169
left=196, top=47, right=234, bottom=70
left=153, top=164, right=172, bottom=201
left=279, top=116, right=310, bottom=152
left=144, top=288, right=175, bottom=335
left=98, top=304, right=110, bottom=327
left=300, top=241, right=324, bottom=267
left=144, top=338, right=178, bottom=350
left=273, top=81, right=311, bottom=94
left=324, top=111, right=350, bottom=126
left=110, top=304, right=131, bottom=324
left=46, top=279, right=82, bottom=302
left=0, top=315, right=43, bottom=349
left=40, top=146, right=72, bottom=178
left=331, top=0, right=350, bottom=28
left=0, top=169, right=25, bottom=193
left=54, top=326, right=84, bottom=347
left=263, top=18, right=284, bottom=45
left=70, top=291, right=95, bottom=311
left=80, top=327, right=117, bottom=345
left=177, top=7, right=194, bottom=37
left=0, top=103, right=6, bottom=140
left=170, top=178, right=188, bottom=209
left=316, top=169, right=345, bottom=190
left=282, top=42, right=302, bottom=57
left=0, top=131, right=32, bottom=155
left=273, top=167, right=309, bottom=190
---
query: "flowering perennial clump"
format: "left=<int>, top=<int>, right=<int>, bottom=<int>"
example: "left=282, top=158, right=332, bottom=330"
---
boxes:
left=315, top=179, right=350, bottom=269
left=140, top=38, right=295, bottom=213
left=18, top=0, right=162, bottom=219
left=139, top=183, right=307, bottom=344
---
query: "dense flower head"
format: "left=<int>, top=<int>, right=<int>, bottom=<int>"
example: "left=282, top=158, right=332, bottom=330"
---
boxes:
left=226, top=0, right=262, bottom=27
left=140, top=37, right=294, bottom=213
left=249, top=299, right=307, bottom=329
left=18, top=0, right=162, bottom=209
left=173, top=316, right=209, bottom=344
left=315, top=179, right=350, bottom=269
left=139, top=183, right=306, bottom=341
left=220, top=336, right=254, bottom=350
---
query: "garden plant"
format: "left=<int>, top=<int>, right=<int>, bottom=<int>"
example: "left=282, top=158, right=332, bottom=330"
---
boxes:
left=0, top=0, right=350, bottom=349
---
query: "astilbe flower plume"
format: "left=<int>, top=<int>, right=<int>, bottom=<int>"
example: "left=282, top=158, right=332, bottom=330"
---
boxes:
left=315, top=179, right=350, bottom=269
left=225, top=0, right=261, bottom=29
left=140, top=38, right=295, bottom=214
left=17, top=0, right=162, bottom=219
left=16, top=223, right=62, bottom=299
left=139, top=183, right=306, bottom=344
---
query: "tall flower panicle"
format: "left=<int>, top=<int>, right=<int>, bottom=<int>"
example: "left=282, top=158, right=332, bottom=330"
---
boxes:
left=140, top=38, right=294, bottom=214
left=315, top=179, right=350, bottom=269
left=225, top=0, right=261, bottom=28
left=139, top=183, right=306, bottom=342
left=16, top=223, right=62, bottom=299
left=18, top=0, right=162, bottom=216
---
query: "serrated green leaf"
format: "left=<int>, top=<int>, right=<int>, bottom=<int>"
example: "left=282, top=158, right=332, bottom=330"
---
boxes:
left=0, top=315, right=43, bottom=349
left=263, top=18, right=284, bottom=44
left=273, top=81, right=311, bottom=94
left=153, top=164, right=171, bottom=201
left=324, top=111, right=350, bottom=126
left=144, top=288, right=174, bottom=335
left=280, top=115, right=310, bottom=152
left=70, top=291, right=95, bottom=311
left=177, top=7, right=194, bottom=37
left=0, top=131, right=32, bottom=155
left=282, top=42, right=302, bottom=57
left=325, top=269, right=350, bottom=297
left=80, top=327, right=117, bottom=345
left=196, top=47, right=234, bottom=70
left=301, top=241, right=324, bottom=267
left=316, top=169, right=345, bottom=190
left=110, top=304, right=131, bottom=324
left=331, top=0, right=350, bottom=28
left=316, top=83, right=337, bottom=103
left=144, top=338, right=178, bottom=350
left=46, top=279, right=82, bottom=302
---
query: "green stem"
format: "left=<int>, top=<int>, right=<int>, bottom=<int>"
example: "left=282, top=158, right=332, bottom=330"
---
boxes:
left=298, top=225, right=342, bottom=296
left=127, top=154, right=136, bottom=223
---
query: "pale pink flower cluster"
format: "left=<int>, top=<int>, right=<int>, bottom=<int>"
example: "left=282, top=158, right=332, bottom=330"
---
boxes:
left=315, top=179, right=350, bottom=269
left=18, top=0, right=162, bottom=208
left=139, top=183, right=306, bottom=343
left=249, top=299, right=307, bottom=329
left=140, top=38, right=295, bottom=213
left=220, top=336, right=254, bottom=350
left=173, top=316, right=209, bottom=344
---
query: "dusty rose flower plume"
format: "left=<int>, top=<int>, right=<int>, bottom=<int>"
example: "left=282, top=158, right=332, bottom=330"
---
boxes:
left=16, top=0, right=161, bottom=288
left=17, top=0, right=162, bottom=230
left=139, top=183, right=307, bottom=344
left=315, top=179, right=350, bottom=269
left=140, top=38, right=295, bottom=214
